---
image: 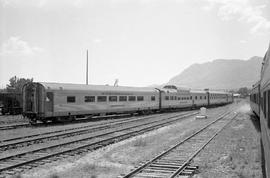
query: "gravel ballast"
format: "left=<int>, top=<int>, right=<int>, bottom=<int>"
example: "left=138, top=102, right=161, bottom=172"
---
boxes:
left=192, top=101, right=262, bottom=178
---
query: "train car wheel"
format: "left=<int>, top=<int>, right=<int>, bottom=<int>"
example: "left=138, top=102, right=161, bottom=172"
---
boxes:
left=41, top=119, right=48, bottom=124
left=29, top=119, right=37, bottom=125
left=67, top=116, right=76, bottom=122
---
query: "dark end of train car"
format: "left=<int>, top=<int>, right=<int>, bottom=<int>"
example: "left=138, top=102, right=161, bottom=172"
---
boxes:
left=22, top=82, right=45, bottom=123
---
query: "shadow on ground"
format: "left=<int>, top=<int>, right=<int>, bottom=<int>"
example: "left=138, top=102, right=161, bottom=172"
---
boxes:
left=249, top=113, right=261, bottom=132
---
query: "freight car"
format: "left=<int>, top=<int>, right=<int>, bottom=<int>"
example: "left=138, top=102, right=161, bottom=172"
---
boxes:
left=0, top=92, right=22, bottom=115
left=250, top=42, right=270, bottom=177
left=22, top=82, right=233, bottom=124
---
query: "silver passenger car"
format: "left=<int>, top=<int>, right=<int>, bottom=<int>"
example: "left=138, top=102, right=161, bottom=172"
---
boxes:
left=23, top=82, right=159, bottom=123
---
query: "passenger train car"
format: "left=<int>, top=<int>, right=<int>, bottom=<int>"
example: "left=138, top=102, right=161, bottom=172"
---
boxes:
left=250, top=43, right=270, bottom=177
left=250, top=81, right=260, bottom=117
left=22, top=82, right=233, bottom=123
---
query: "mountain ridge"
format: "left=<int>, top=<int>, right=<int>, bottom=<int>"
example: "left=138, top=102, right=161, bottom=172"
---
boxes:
left=167, top=56, right=262, bottom=90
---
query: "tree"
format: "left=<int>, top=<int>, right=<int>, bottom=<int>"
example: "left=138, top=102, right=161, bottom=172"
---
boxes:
left=237, top=87, right=250, bottom=98
left=6, top=76, right=33, bottom=93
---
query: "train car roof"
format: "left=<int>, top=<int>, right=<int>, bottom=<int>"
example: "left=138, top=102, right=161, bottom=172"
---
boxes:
left=190, top=90, right=207, bottom=94
left=38, top=82, right=158, bottom=93
left=208, top=91, right=230, bottom=94
left=190, top=90, right=230, bottom=95
left=159, top=85, right=191, bottom=94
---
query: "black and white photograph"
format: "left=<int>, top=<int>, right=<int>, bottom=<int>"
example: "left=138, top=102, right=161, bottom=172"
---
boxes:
left=0, top=0, right=270, bottom=177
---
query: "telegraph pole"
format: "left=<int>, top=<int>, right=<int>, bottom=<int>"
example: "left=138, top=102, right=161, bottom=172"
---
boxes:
left=86, top=49, right=88, bottom=85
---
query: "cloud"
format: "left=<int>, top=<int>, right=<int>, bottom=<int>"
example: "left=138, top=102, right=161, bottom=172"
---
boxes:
left=0, top=0, right=86, bottom=8
left=93, top=39, right=102, bottom=44
left=240, top=40, right=247, bottom=43
left=0, top=36, right=44, bottom=56
left=202, top=0, right=270, bottom=34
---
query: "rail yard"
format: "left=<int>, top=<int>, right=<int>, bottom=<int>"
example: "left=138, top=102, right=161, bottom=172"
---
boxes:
left=0, top=99, right=262, bottom=178
left=0, top=45, right=267, bottom=178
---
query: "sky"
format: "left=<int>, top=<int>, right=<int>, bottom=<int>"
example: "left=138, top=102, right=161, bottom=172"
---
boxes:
left=0, top=0, right=270, bottom=88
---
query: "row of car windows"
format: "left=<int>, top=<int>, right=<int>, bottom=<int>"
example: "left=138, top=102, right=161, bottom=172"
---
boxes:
left=165, top=95, right=207, bottom=100
left=67, top=95, right=155, bottom=103
left=250, top=93, right=259, bottom=104
left=66, top=95, right=228, bottom=103
left=261, top=90, right=270, bottom=127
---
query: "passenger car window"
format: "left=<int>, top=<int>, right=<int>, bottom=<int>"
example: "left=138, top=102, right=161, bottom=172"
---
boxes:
left=137, top=96, right=144, bottom=101
left=97, top=96, right=107, bottom=102
left=109, top=96, right=117, bottom=102
left=119, top=96, right=127, bottom=101
left=264, top=92, right=267, bottom=117
left=67, top=96, right=75, bottom=103
left=128, top=96, right=136, bottom=101
left=165, top=96, right=169, bottom=100
left=85, top=96, right=95, bottom=102
left=268, top=90, right=270, bottom=128
left=151, top=96, right=155, bottom=101
left=46, top=92, right=53, bottom=102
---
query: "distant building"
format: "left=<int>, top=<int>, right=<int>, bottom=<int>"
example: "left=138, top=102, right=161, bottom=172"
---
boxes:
left=233, top=93, right=241, bottom=98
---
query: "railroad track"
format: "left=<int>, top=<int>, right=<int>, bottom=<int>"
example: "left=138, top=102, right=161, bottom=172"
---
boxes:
left=0, top=106, right=207, bottom=131
left=0, top=111, right=199, bottom=176
left=0, top=112, right=191, bottom=151
left=0, top=114, right=133, bottom=131
left=0, top=123, right=29, bottom=131
left=120, top=111, right=238, bottom=178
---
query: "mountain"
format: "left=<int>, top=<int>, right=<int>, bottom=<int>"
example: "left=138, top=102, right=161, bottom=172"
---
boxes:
left=167, top=56, right=263, bottom=90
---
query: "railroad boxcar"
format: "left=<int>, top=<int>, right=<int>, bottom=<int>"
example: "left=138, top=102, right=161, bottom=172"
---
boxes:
left=0, top=92, right=22, bottom=115
left=22, top=82, right=160, bottom=123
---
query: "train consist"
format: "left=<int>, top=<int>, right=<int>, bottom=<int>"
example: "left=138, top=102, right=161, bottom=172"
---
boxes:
left=250, top=43, right=270, bottom=177
left=22, top=82, right=233, bottom=124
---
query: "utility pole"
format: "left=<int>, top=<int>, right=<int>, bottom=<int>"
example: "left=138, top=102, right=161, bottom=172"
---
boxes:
left=86, top=49, right=88, bottom=85
left=114, top=79, right=119, bottom=86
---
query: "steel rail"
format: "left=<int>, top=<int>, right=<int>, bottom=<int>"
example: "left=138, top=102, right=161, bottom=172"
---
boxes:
left=122, top=110, right=236, bottom=178
left=0, top=112, right=176, bottom=150
left=0, top=113, right=140, bottom=131
left=168, top=113, right=238, bottom=177
left=0, top=112, right=198, bottom=175
left=0, top=113, right=165, bottom=143
left=0, top=123, right=29, bottom=131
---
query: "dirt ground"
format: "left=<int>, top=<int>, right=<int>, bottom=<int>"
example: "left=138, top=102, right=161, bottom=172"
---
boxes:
left=11, top=100, right=263, bottom=178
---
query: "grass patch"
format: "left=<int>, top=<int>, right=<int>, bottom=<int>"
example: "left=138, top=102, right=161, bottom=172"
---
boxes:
left=10, top=174, right=22, bottom=178
left=81, top=163, right=97, bottom=173
left=49, top=173, right=59, bottom=178
left=133, top=137, right=147, bottom=147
